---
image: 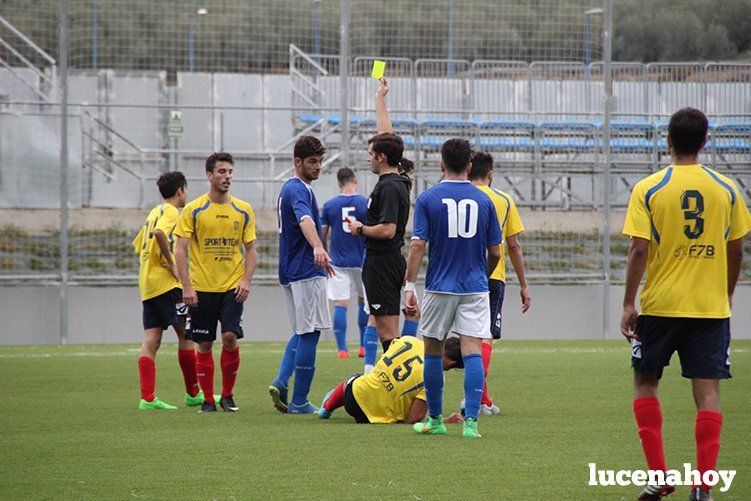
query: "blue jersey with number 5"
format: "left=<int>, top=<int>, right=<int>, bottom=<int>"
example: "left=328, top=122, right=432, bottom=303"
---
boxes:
left=278, top=177, right=326, bottom=285
left=321, top=194, right=368, bottom=268
left=412, top=180, right=502, bottom=294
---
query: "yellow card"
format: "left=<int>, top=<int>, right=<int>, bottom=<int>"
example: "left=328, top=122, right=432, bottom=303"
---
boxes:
left=371, top=60, right=386, bottom=79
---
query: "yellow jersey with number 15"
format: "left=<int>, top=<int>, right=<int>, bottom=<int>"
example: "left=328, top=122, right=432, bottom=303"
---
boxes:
left=174, top=194, right=257, bottom=293
left=623, top=164, right=751, bottom=318
left=132, top=203, right=181, bottom=301
left=476, top=185, right=525, bottom=282
left=353, top=337, right=426, bottom=424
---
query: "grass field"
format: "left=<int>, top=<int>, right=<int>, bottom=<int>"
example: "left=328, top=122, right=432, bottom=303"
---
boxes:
left=1, top=340, right=749, bottom=500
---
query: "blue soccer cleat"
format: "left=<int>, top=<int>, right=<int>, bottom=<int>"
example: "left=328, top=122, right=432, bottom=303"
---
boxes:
left=268, top=377, right=289, bottom=414
left=318, top=389, right=334, bottom=419
left=288, top=401, right=319, bottom=414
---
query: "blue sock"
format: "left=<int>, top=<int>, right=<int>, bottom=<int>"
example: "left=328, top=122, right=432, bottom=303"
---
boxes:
left=291, top=331, right=321, bottom=406
left=276, top=333, right=299, bottom=386
left=401, top=319, right=419, bottom=337
left=357, top=303, right=368, bottom=347
left=463, top=354, right=484, bottom=420
left=424, top=354, right=444, bottom=418
left=363, top=326, right=378, bottom=367
left=333, top=306, right=348, bottom=352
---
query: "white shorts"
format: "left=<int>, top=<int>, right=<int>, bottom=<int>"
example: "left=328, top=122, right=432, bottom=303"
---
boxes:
left=419, top=292, right=491, bottom=341
left=282, top=277, right=332, bottom=335
left=326, top=266, right=364, bottom=301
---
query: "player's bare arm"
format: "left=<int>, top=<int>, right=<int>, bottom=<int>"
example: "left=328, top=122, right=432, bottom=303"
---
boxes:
left=152, top=229, right=179, bottom=281
left=726, top=238, right=744, bottom=309
left=506, top=233, right=532, bottom=313
left=404, top=238, right=426, bottom=315
left=321, top=225, right=329, bottom=252
left=405, top=398, right=427, bottom=424
left=487, top=244, right=501, bottom=280
left=235, top=240, right=257, bottom=303
left=620, top=237, right=649, bottom=340
left=175, top=236, right=197, bottom=307
left=300, top=216, right=334, bottom=277
left=347, top=219, right=396, bottom=240
left=375, top=77, right=393, bottom=134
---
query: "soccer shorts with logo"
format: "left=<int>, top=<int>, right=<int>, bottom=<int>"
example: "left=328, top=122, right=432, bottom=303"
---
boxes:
left=361, top=251, right=406, bottom=317
left=327, top=266, right=363, bottom=301
left=142, top=288, right=186, bottom=330
left=420, top=292, right=491, bottom=341
left=488, top=279, right=505, bottom=339
left=631, top=315, right=731, bottom=379
left=282, top=277, right=332, bottom=335
left=344, top=374, right=370, bottom=424
left=187, top=290, right=244, bottom=342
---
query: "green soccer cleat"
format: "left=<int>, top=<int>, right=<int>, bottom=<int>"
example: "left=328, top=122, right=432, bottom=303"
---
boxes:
left=139, top=398, right=177, bottom=410
left=413, top=416, right=447, bottom=435
left=184, top=390, right=205, bottom=407
left=462, top=418, right=482, bottom=438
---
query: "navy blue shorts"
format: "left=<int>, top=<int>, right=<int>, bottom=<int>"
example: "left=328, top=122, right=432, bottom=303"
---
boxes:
left=142, top=288, right=186, bottom=330
left=187, top=290, right=244, bottom=342
left=488, top=279, right=505, bottom=340
left=631, top=315, right=731, bottom=380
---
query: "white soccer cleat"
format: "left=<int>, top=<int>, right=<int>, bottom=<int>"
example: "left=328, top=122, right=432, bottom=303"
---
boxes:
left=364, top=364, right=374, bottom=374
left=480, top=403, right=501, bottom=415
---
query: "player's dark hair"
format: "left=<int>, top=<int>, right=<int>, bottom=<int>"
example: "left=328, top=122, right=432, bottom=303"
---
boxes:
left=156, top=171, right=187, bottom=199
left=444, top=336, right=463, bottom=369
left=337, top=167, right=356, bottom=185
left=294, top=135, right=327, bottom=160
left=441, top=138, right=472, bottom=174
left=668, top=107, right=708, bottom=156
left=368, top=132, right=404, bottom=167
left=205, top=152, right=234, bottom=173
left=399, top=157, right=414, bottom=175
left=468, top=151, right=493, bottom=181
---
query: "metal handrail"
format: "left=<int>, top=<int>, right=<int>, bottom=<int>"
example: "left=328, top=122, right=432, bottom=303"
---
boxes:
left=0, top=14, right=56, bottom=65
left=0, top=56, right=49, bottom=101
left=290, top=44, right=328, bottom=76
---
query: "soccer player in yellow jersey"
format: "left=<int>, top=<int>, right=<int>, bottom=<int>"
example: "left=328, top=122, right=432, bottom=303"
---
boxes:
left=467, top=151, right=531, bottom=415
left=621, top=108, right=751, bottom=501
left=174, top=152, right=258, bottom=413
left=317, top=337, right=463, bottom=424
left=132, top=171, right=203, bottom=410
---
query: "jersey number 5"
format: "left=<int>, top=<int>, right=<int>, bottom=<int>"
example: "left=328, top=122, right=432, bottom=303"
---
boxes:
left=681, top=190, right=704, bottom=239
left=442, top=198, right=478, bottom=238
left=341, top=207, right=355, bottom=233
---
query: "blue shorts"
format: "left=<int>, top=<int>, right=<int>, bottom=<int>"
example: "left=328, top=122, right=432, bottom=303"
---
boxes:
left=488, top=279, right=505, bottom=340
left=187, top=290, right=244, bottom=342
left=631, top=315, right=731, bottom=380
left=142, top=288, right=186, bottom=330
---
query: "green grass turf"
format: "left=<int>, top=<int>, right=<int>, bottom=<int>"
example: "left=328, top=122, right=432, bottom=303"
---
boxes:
left=0, top=340, right=749, bottom=500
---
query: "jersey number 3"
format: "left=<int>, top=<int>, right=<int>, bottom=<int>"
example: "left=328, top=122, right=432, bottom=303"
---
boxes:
left=442, top=198, right=478, bottom=238
left=681, top=190, right=704, bottom=239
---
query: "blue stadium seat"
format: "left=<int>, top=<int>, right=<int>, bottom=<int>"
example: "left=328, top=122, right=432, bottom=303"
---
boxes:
left=478, top=120, right=536, bottom=152
left=609, top=122, right=654, bottom=153
left=539, top=121, right=599, bottom=152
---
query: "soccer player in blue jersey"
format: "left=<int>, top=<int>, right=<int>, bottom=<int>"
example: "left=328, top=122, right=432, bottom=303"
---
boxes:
left=321, top=168, right=369, bottom=359
left=268, top=136, right=334, bottom=414
left=404, top=138, right=502, bottom=438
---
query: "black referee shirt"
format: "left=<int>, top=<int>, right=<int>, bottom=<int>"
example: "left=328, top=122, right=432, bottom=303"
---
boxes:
left=365, top=172, right=411, bottom=254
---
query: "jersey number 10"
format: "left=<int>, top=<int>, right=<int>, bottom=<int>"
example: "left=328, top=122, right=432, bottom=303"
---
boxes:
left=442, top=198, right=479, bottom=238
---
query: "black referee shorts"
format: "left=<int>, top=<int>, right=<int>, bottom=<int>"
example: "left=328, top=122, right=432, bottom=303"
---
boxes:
left=362, top=251, right=406, bottom=317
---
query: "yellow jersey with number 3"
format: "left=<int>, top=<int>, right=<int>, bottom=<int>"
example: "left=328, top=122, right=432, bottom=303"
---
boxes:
left=174, top=194, right=256, bottom=293
left=477, top=185, right=525, bottom=282
left=623, top=164, right=751, bottom=318
left=353, top=337, right=426, bottom=424
left=132, top=203, right=181, bottom=301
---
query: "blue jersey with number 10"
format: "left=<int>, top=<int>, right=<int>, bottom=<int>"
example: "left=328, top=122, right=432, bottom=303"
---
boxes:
left=412, top=180, right=502, bottom=294
left=321, top=194, right=368, bottom=268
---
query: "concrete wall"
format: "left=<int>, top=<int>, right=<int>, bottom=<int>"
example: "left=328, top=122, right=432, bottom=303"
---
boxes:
left=1, top=284, right=749, bottom=345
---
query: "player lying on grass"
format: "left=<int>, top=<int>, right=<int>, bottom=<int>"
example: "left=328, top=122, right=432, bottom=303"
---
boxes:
left=318, top=336, right=464, bottom=424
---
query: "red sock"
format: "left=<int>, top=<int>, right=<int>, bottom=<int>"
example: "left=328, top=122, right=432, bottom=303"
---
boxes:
left=633, top=397, right=667, bottom=472
left=480, top=342, right=493, bottom=407
left=177, top=349, right=200, bottom=397
left=138, top=356, right=156, bottom=402
left=221, top=346, right=240, bottom=398
left=196, top=351, right=215, bottom=403
left=695, top=410, right=723, bottom=492
left=324, top=382, right=347, bottom=412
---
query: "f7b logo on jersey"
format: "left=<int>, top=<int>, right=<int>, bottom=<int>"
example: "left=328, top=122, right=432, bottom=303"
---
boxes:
left=674, top=244, right=715, bottom=259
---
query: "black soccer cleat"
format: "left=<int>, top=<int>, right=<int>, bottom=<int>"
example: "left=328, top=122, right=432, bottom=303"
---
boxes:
left=219, top=395, right=239, bottom=412
left=637, top=484, right=675, bottom=500
left=198, top=401, right=217, bottom=413
left=688, top=488, right=713, bottom=501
